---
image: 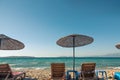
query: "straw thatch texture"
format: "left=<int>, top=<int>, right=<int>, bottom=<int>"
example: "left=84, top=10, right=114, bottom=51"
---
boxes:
left=0, top=34, right=24, bottom=50
left=57, top=34, right=93, bottom=47
left=116, top=44, right=120, bottom=49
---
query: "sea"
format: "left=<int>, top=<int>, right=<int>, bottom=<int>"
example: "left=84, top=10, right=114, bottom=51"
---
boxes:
left=0, top=57, right=120, bottom=70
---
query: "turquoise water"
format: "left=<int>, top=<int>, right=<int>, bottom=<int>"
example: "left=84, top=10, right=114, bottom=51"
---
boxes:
left=0, top=57, right=120, bottom=69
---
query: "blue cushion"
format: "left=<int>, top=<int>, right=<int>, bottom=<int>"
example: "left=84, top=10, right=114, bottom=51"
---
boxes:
left=114, top=72, right=120, bottom=80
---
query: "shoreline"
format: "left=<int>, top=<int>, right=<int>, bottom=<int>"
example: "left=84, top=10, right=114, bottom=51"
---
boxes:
left=11, top=66, right=120, bottom=70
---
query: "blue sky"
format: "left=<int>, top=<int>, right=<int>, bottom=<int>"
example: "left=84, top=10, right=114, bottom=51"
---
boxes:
left=0, top=0, right=120, bottom=57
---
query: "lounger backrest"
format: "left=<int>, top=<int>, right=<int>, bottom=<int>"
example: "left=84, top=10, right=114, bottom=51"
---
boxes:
left=81, top=63, right=96, bottom=78
left=0, top=64, right=13, bottom=78
left=51, top=63, right=65, bottom=78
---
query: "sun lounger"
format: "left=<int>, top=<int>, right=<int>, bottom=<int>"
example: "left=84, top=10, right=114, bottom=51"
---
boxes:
left=96, top=70, right=108, bottom=80
left=113, top=72, right=120, bottom=80
left=79, top=62, right=98, bottom=80
left=0, top=64, right=26, bottom=80
left=49, top=63, right=66, bottom=80
left=66, top=70, right=79, bottom=80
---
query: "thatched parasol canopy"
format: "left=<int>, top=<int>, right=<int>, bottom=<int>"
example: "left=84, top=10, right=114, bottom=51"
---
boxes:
left=0, top=34, right=25, bottom=50
left=115, top=43, right=120, bottom=49
left=57, top=34, right=93, bottom=47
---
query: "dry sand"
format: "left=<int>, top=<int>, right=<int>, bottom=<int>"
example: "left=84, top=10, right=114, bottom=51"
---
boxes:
left=12, top=68, right=120, bottom=80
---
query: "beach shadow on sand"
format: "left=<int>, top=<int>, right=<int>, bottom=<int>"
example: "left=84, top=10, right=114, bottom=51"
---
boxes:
left=23, top=77, right=37, bottom=80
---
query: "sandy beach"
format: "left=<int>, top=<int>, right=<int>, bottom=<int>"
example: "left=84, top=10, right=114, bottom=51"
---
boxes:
left=12, top=68, right=120, bottom=80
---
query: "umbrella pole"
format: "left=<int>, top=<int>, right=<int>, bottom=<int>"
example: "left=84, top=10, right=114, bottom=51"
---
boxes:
left=73, top=37, right=75, bottom=80
left=0, top=39, right=1, bottom=49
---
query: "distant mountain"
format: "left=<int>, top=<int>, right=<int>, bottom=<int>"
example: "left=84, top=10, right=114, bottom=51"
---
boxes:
left=99, top=53, right=120, bottom=57
left=0, top=56, right=36, bottom=58
left=1, top=53, right=120, bottom=58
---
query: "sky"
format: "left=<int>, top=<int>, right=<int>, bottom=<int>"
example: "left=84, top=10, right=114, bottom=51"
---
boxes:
left=0, top=0, right=120, bottom=57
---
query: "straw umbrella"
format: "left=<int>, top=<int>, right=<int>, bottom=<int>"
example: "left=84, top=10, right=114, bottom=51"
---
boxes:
left=115, top=43, right=120, bottom=49
left=0, top=34, right=24, bottom=50
left=56, top=34, right=94, bottom=79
